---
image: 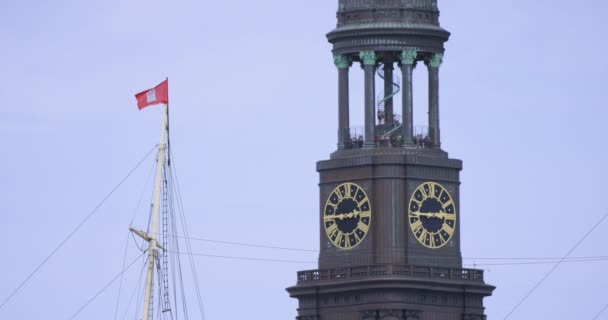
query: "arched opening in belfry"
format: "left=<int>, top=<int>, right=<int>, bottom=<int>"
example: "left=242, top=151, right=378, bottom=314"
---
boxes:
left=348, top=64, right=365, bottom=144
left=375, top=60, right=403, bottom=128
left=413, top=61, right=430, bottom=141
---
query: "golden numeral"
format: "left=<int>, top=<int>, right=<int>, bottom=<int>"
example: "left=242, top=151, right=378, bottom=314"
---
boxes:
left=326, top=223, right=338, bottom=236
left=357, top=197, right=369, bottom=208
left=442, top=199, right=454, bottom=209
left=442, top=223, right=455, bottom=236
left=344, top=236, right=352, bottom=248
left=354, top=231, right=362, bottom=241
left=419, top=185, right=429, bottom=198
left=410, top=219, right=422, bottom=232
left=435, top=235, right=445, bottom=247
left=357, top=221, right=369, bottom=234
left=429, top=235, right=437, bottom=248
left=344, top=183, right=352, bottom=198
left=359, top=210, right=371, bottom=218
left=428, top=182, right=437, bottom=198
left=335, top=190, right=344, bottom=202
left=418, top=230, right=428, bottom=242
left=326, top=202, right=337, bottom=210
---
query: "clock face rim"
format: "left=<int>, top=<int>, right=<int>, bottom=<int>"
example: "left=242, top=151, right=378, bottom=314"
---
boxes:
left=323, top=182, right=372, bottom=250
left=408, top=181, right=457, bottom=249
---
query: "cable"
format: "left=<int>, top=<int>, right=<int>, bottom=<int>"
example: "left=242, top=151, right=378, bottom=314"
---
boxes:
left=0, top=146, right=157, bottom=311
left=593, top=302, right=608, bottom=320
left=168, top=250, right=316, bottom=264
left=113, top=232, right=131, bottom=320
left=120, top=258, right=147, bottom=320
left=503, top=212, right=608, bottom=320
left=158, top=233, right=317, bottom=253
left=467, top=257, right=608, bottom=267
left=168, top=157, right=206, bottom=320
left=157, top=233, right=608, bottom=261
left=67, top=253, right=145, bottom=320
left=167, top=250, right=608, bottom=267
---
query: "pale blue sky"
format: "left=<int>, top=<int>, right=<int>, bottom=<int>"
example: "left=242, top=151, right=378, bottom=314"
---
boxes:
left=1, top=0, right=608, bottom=319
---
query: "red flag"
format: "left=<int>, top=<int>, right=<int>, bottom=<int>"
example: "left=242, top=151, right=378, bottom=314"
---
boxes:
left=134, top=80, right=168, bottom=110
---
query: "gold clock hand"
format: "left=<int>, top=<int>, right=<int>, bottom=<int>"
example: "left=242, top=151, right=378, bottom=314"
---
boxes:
left=326, top=209, right=361, bottom=221
left=436, top=212, right=455, bottom=219
left=411, top=211, right=454, bottom=219
left=410, top=211, right=434, bottom=218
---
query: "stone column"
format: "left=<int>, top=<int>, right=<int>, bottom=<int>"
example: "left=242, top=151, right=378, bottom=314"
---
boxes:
left=383, top=57, right=394, bottom=126
left=428, top=53, right=443, bottom=148
left=401, top=49, right=417, bottom=146
left=334, top=55, right=350, bottom=149
left=360, top=51, right=377, bottom=147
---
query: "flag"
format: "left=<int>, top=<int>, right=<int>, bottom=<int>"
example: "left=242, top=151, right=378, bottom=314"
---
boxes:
left=135, top=79, right=168, bottom=110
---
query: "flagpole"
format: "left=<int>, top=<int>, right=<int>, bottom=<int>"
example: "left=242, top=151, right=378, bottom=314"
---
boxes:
left=141, top=102, right=168, bottom=320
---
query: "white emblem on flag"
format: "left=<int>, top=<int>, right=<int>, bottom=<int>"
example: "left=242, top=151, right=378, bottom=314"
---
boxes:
left=146, top=89, right=157, bottom=103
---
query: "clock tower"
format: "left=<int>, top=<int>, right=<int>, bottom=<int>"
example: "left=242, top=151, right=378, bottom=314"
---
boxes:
left=287, top=1, right=495, bottom=319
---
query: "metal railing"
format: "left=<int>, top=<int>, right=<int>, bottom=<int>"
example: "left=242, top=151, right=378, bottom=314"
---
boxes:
left=297, top=264, right=484, bottom=284
left=339, top=125, right=434, bottom=149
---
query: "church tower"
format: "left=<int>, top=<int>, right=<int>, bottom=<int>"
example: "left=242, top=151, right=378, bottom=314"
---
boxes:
left=287, top=1, right=494, bottom=319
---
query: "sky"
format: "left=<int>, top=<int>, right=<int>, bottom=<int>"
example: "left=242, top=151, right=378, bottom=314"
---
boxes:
left=1, top=0, right=608, bottom=319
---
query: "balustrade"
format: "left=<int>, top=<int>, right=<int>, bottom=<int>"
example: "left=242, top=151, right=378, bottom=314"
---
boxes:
left=297, top=264, right=484, bottom=284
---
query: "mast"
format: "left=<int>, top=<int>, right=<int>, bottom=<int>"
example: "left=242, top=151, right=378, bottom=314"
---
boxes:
left=132, top=103, right=168, bottom=320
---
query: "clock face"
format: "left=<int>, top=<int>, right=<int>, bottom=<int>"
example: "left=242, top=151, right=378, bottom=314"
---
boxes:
left=324, top=182, right=371, bottom=249
left=408, top=182, right=456, bottom=249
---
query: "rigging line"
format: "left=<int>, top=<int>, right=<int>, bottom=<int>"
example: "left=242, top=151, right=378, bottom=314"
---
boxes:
left=168, top=251, right=316, bottom=264
left=121, top=257, right=148, bottom=320
left=168, top=157, right=205, bottom=320
left=167, top=174, right=183, bottom=320
left=114, top=231, right=131, bottom=320
left=130, top=228, right=147, bottom=252
left=169, top=186, right=188, bottom=320
left=167, top=190, right=179, bottom=320
left=67, top=253, right=145, bottom=320
left=131, top=154, right=158, bottom=225
left=157, top=233, right=318, bottom=253
left=151, top=234, right=608, bottom=260
left=168, top=250, right=608, bottom=267
left=464, top=257, right=608, bottom=267
left=592, top=302, right=608, bottom=320
left=463, top=256, right=608, bottom=261
left=503, top=211, right=608, bottom=320
left=0, top=145, right=157, bottom=312
left=131, top=257, right=149, bottom=320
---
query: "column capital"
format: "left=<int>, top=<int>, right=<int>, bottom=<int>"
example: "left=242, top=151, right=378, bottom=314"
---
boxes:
left=359, top=51, right=377, bottom=66
left=428, top=53, right=444, bottom=68
left=401, top=49, right=418, bottom=65
left=333, top=54, right=350, bottom=69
